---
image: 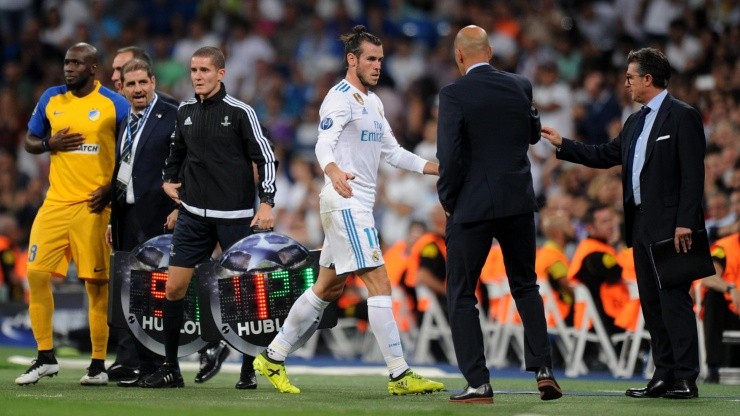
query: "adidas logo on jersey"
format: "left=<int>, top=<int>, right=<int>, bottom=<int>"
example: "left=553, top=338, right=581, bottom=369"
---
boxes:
left=184, top=116, right=192, bottom=125
left=362, top=108, right=368, bottom=115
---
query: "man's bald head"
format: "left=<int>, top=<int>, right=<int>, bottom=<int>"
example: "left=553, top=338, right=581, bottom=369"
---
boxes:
left=453, top=25, right=492, bottom=75
left=68, top=42, right=99, bottom=65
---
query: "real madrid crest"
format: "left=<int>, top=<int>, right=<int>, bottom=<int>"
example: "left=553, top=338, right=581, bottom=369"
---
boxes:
left=372, top=250, right=380, bottom=262
left=353, top=93, right=364, bottom=106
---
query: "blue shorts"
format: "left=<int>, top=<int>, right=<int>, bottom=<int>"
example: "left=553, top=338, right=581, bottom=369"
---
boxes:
left=169, top=209, right=253, bottom=268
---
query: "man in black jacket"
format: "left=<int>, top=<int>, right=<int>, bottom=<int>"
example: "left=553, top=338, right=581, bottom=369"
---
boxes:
left=110, top=44, right=230, bottom=387
left=542, top=47, right=706, bottom=399
left=143, top=46, right=277, bottom=389
left=436, top=25, right=561, bottom=404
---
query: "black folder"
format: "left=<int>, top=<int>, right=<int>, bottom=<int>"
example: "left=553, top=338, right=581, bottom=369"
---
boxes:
left=648, top=229, right=715, bottom=289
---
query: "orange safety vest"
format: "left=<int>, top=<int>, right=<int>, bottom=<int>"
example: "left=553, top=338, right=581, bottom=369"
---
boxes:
left=479, top=244, right=512, bottom=322
left=568, top=238, right=629, bottom=328
left=0, top=236, right=12, bottom=285
left=710, top=233, right=740, bottom=314
left=380, top=239, right=416, bottom=332
left=613, top=246, right=640, bottom=331
left=405, top=232, right=446, bottom=312
left=384, top=240, right=409, bottom=287
left=535, top=241, right=571, bottom=326
left=404, top=233, right=446, bottom=287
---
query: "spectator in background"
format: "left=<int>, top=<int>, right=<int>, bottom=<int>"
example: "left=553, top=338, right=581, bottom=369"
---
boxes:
left=531, top=60, right=573, bottom=199
left=665, top=18, right=703, bottom=75
left=0, top=214, right=22, bottom=302
left=222, top=18, right=275, bottom=103
left=700, top=188, right=740, bottom=383
left=642, top=0, right=686, bottom=43
left=567, top=204, right=627, bottom=337
left=385, top=35, right=426, bottom=93
left=705, top=191, right=737, bottom=242
left=574, top=70, right=622, bottom=145
left=537, top=210, right=575, bottom=324
left=705, top=143, right=733, bottom=197
left=294, top=15, right=343, bottom=83
left=170, top=17, right=220, bottom=96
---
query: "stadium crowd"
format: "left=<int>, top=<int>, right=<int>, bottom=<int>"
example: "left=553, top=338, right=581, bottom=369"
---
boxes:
left=0, top=0, right=738, bottom=379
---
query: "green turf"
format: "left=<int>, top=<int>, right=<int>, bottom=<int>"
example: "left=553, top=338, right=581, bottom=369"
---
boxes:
left=1, top=346, right=738, bottom=416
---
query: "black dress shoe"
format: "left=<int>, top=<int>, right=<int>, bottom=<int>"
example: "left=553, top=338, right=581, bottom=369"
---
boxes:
left=235, top=369, right=257, bottom=390
left=535, top=367, right=563, bottom=401
left=194, top=341, right=230, bottom=383
left=117, top=369, right=155, bottom=387
left=107, top=364, right=138, bottom=382
left=663, top=379, right=698, bottom=399
left=625, top=378, right=669, bottom=398
left=449, top=383, right=493, bottom=403
left=117, top=375, right=142, bottom=387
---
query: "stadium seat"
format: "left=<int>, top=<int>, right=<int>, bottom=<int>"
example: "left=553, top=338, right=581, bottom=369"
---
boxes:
left=412, top=284, right=456, bottom=364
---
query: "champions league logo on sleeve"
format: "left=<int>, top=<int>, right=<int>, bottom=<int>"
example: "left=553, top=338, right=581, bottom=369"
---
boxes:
left=320, top=117, right=333, bottom=130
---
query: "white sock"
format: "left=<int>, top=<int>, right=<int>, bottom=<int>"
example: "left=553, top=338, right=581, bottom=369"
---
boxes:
left=367, top=295, right=409, bottom=379
left=267, top=288, right=329, bottom=362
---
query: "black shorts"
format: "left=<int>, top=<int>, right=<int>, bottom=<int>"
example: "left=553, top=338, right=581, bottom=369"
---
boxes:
left=169, top=209, right=253, bottom=268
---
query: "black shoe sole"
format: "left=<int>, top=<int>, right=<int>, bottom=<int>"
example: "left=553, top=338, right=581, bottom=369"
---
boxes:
left=449, top=397, right=494, bottom=404
left=538, top=379, right=563, bottom=401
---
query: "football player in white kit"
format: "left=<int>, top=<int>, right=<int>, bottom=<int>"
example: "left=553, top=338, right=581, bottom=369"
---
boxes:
left=254, top=25, right=444, bottom=396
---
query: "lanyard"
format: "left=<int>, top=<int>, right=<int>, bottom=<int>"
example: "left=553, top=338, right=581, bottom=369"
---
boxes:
left=125, top=94, right=158, bottom=151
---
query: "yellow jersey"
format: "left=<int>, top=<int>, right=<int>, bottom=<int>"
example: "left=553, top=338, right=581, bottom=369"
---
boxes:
left=28, top=81, right=129, bottom=205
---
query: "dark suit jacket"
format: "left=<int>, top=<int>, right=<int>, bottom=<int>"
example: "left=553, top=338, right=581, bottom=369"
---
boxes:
left=437, top=65, right=539, bottom=224
left=557, top=93, right=705, bottom=246
left=110, top=97, right=178, bottom=250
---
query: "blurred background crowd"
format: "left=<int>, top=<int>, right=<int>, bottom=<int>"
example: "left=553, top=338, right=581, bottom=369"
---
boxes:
left=0, top=0, right=738, bottom=370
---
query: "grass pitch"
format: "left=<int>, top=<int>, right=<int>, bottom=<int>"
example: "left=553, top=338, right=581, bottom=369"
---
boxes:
left=1, top=346, right=738, bottom=416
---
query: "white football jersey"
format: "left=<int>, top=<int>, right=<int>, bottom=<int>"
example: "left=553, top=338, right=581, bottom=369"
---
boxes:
left=315, top=79, right=426, bottom=213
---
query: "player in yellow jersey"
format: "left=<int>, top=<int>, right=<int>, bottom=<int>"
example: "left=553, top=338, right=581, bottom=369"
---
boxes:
left=15, top=43, right=129, bottom=386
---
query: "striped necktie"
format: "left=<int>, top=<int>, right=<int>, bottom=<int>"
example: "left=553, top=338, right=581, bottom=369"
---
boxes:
left=121, top=112, right=142, bottom=163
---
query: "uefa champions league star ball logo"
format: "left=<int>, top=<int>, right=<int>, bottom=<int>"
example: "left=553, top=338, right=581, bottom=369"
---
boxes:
left=220, top=232, right=312, bottom=273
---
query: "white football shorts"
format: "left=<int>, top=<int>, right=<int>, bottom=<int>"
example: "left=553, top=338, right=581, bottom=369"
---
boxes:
left=319, top=209, right=384, bottom=275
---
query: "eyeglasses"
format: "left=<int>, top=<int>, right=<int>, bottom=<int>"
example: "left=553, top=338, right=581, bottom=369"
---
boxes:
left=625, top=74, right=646, bottom=85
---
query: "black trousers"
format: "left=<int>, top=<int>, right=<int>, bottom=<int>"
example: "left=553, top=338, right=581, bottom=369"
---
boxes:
left=446, top=212, right=551, bottom=387
left=632, top=209, right=699, bottom=382
left=113, top=203, right=164, bottom=370
left=702, top=290, right=740, bottom=368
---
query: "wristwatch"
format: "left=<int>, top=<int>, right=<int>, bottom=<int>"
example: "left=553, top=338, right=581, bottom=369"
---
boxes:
left=726, top=284, right=736, bottom=294
left=260, top=195, right=275, bottom=208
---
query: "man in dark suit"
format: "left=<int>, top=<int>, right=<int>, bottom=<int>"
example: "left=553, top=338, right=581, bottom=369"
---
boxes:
left=541, top=47, right=706, bottom=399
left=106, top=58, right=178, bottom=386
left=106, top=45, right=183, bottom=383
left=436, top=25, right=562, bottom=404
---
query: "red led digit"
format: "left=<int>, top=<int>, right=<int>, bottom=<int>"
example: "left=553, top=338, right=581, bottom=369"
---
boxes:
left=151, top=271, right=168, bottom=317
left=232, top=276, right=242, bottom=317
left=254, top=273, right=268, bottom=319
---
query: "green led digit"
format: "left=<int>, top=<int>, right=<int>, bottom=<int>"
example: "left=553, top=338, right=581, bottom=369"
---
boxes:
left=302, top=268, right=315, bottom=290
left=269, top=270, right=290, bottom=301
